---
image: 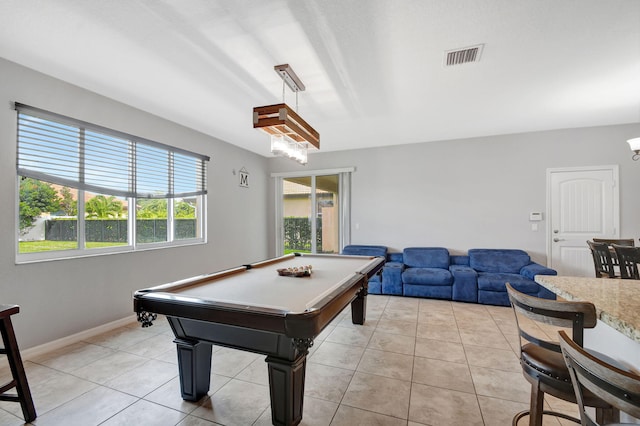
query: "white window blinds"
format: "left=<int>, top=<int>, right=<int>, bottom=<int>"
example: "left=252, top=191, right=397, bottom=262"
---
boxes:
left=16, top=103, right=209, bottom=198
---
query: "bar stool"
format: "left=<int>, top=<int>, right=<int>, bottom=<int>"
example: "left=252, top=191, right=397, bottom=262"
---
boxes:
left=559, top=330, right=640, bottom=425
left=0, top=304, right=36, bottom=422
left=507, top=284, right=618, bottom=425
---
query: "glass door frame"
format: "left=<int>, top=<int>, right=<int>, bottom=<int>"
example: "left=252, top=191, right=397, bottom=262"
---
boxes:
left=272, top=167, right=354, bottom=257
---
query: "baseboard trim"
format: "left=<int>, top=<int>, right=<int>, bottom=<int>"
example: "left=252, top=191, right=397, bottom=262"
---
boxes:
left=21, top=315, right=138, bottom=361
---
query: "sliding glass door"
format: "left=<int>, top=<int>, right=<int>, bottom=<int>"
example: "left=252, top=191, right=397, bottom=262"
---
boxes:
left=274, top=168, right=352, bottom=256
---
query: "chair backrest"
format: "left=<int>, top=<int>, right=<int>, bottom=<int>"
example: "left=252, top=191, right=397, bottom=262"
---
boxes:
left=559, top=330, right=640, bottom=425
left=587, top=241, right=617, bottom=278
left=593, top=238, right=635, bottom=247
left=506, top=283, right=597, bottom=351
left=612, top=244, right=640, bottom=280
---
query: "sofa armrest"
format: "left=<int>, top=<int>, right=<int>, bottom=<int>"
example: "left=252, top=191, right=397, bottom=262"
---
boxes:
left=520, top=262, right=557, bottom=280
left=382, top=262, right=403, bottom=295
left=450, top=265, right=478, bottom=303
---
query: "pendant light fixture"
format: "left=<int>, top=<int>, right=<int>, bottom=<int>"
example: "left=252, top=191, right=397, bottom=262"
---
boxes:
left=253, top=64, right=319, bottom=165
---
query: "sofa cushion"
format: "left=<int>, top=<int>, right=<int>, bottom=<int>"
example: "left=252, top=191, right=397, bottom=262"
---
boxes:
left=477, top=273, right=539, bottom=293
left=468, top=249, right=530, bottom=273
left=341, top=245, right=387, bottom=258
left=403, top=247, right=450, bottom=269
left=402, top=268, right=453, bottom=286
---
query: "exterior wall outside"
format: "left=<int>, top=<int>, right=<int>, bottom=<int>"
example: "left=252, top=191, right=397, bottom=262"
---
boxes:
left=321, top=205, right=338, bottom=253
left=283, top=196, right=310, bottom=218
left=19, top=217, right=46, bottom=242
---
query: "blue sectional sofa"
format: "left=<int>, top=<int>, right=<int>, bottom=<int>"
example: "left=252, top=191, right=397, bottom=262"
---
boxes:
left=341, top=245, right=556, bottom=306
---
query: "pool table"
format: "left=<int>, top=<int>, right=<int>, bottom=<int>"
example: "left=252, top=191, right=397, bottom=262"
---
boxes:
left=133, top=253, right=384, bottom=426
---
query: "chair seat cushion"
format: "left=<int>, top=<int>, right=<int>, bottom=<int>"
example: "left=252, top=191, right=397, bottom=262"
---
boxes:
left=402, top=268, right=453, bottom=286
left=522, top=343, right=571, bottom=382
left=477, top=273, right=539, bottom=293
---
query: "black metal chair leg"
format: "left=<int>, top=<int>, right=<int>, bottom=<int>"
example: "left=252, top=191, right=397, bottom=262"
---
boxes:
left=0, top=305, right=37, bottom=422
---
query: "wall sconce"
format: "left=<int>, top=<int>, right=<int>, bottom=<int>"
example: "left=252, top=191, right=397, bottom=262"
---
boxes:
left=253, top=64, right=319, bottom=165
left=628, top=137, right=640, bottom=161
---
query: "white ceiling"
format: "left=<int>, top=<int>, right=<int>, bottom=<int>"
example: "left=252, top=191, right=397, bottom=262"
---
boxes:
left=1, top=0, right=639, bottom=157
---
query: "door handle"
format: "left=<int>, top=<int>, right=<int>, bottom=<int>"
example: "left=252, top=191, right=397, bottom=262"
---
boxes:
left=553, top=238, right=565, bottom=242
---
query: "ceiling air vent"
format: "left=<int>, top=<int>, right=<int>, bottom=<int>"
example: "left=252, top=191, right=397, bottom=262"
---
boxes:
left=444, top=44, right=484, bottom=66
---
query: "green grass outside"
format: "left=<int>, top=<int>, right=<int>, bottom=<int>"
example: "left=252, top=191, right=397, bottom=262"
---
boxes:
left=283, top=249, right=336, bottom=255
left=284, top=249, right=311, bottom=255
left=21, top=244, right=325, bottom=255
left=19, top=240, right=128, bottom=253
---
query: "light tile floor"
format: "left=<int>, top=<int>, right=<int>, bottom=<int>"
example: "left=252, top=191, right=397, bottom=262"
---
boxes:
left=0, top=295, right=581, bottom=425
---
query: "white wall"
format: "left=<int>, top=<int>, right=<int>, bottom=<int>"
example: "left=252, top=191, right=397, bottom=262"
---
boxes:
left=268, top=124, right=640, bottom=265
left=0, top=58, right=271, bottom=348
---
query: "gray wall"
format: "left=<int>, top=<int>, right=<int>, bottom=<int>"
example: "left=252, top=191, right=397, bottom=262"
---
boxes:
left=0, top=58, right=271, bottom=348
left=269, top=124, right=640, bottom=264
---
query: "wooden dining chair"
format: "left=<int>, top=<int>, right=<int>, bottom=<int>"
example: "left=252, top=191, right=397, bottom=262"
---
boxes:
left=611, top=245, right=640, bottom=280
left=507, top=284, right=618, bottom=425
left=592, top=238, right=635, bottom=247
left=559, top=330, right=640, bottom=425
left=587, top=241, right=618, bottom=278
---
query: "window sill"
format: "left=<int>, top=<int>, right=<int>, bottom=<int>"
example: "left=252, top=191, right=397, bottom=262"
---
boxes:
left=15, top=239, right=206, bottom=265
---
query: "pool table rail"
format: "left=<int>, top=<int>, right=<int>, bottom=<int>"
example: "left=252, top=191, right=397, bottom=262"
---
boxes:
left=133, top=269, right=372, bottom=339
left=133, top=253, right=384, bottom=338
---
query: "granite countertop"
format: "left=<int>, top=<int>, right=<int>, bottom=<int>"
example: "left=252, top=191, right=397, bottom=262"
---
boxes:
left=535, top=275, right=640, bottom=343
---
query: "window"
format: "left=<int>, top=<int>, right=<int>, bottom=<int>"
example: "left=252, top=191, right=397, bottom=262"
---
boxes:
left=16, top=103, right=209, bottom=261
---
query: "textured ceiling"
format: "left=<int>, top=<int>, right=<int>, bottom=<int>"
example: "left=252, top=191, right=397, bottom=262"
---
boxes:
left=1, top=0, right=639, bottom=157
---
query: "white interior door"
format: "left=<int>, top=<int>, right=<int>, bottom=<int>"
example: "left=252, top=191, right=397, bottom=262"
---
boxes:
left=548, top=166, right=619, bottom=277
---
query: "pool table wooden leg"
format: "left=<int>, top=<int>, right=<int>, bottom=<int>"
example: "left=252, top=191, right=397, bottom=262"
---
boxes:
left=174, top=338, right=212, bottom=401
left=350, top=286, right=367, bottom=325
left=265, top=354, right=307, bottom=426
